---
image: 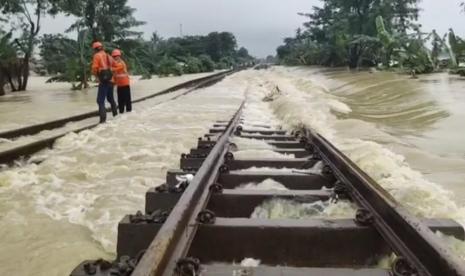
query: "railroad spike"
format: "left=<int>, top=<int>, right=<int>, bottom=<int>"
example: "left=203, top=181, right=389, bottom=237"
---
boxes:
left=175, top=257, right=201, bottom=276
left=355, top=208, right=375, bottom=226
left=234, top=126, right=243, bottom=135
left=83, top=262, right=97, bottom=275
left=219, top=164, right=230, bottom=173
left=129, top=210, right=169, bottom=224
left=209, top=183, right=224, bottom=194
left=392, top=257, right=418, bottom=276
left=322, top=165, right=333, bottom=176
left=333, top=180, right=351, bottom=200
left=228, top=142, right=238, bottom=152
left=224, top=151, right=234, bottom=161
left=197, top=210, right=216, bottom=224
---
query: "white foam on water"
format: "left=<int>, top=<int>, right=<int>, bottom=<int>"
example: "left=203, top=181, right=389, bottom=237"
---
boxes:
left=256, top=66, right=465, bottom=259
left=237, top=179, right=289, bottom=191
left=238, top=161, right=323, bottom=175
left=230, top=137, right=274, bottom=151
left=436, top=232, right=465, bottom=260
left=0, top=72, right=248, bottom=275
left=233, top=149, right=295, bottom=159
left=240, top=258, right=261, bottom=267
left=251, top=198, right=356, bottom=220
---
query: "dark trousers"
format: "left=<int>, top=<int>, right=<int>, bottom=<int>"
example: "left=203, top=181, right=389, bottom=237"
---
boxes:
left=97, top=82, right=118, bottom=123
left=117, top=85, right=132, bottom=113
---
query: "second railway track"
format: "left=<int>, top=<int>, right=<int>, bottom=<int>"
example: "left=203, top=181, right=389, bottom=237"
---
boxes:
left=70, top=101, right=465, bottom=276
left=0, top=70, right=234, bottom=165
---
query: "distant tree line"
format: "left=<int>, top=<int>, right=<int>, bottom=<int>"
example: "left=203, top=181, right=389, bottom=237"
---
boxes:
left=277, top=0, right=465, bottom=74
left=0, top=0, right=254, bottom=93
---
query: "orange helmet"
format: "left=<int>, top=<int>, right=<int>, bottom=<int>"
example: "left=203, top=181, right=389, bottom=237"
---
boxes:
left=92, top=41, right=103, bottom=49
left=111, top=49, right=122, bottom=57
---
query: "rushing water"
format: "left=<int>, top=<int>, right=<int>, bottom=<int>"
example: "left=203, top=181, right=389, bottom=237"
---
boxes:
left=1, top=67, right=465, bottom=275
left=0, top=74, right=245, bottom=276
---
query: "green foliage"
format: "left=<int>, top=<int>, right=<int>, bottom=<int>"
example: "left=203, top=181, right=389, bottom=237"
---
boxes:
left=0, top=0, right=63, bottom=91
left=39, top=34, right=78, bottom=74
left=3, top=1, right=254, bottom=90
left=58, top=0, right=145, bottom=41
left=157, top=56, right=183, bottom=77
left=448, top=29, right=465, bottom=67
left=198, top=55, right=215, bottom=72
left=39, top=31, right=93, bottom=88
left=205, top=32, right=237, bottom=62
left=276, top=0, right=442, bottom=74
left=183, top=56, right=203, bottom=74
left=0, top=30, right=18, bottom=95
left=115, top=32, right=253, bottom=77
left=0, top=31, right=16, bottom=63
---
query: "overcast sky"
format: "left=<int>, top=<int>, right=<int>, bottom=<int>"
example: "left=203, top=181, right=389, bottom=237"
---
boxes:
left=41, top=0, right=465, bottom=58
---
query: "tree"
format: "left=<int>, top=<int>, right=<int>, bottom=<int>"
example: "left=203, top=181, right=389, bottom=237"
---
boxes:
left=39, top=34, right=77, bottom=74
left=58, top=0, right=144, bottom=42
left=390, top=0, right=420, bottom=33
left=0, top=30, right=18, bottom=95
left=376, top=16, right=398, bottom=68
left=183, top=56, right=203, bottom=73
left=0, top=0, right=61, bottom=91
left=39, top=30, right=93, bottom=89
left=277, top=0, right=422, bottom=70
left=198, top=55, right=215, bottom=72
left=205, top=32, right=237, bottom=62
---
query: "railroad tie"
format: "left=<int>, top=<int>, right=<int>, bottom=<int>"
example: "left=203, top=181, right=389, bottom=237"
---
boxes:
left=70, top=106, right=465, bottom=276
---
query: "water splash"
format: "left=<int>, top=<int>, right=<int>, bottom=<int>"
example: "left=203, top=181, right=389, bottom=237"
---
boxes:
left=251, top=199, right=356, bottom=220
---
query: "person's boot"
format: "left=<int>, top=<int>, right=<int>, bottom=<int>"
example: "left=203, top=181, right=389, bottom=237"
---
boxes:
left=99, top=105, right=107, bottom=123
left=112, top=104, right=118, bottom=117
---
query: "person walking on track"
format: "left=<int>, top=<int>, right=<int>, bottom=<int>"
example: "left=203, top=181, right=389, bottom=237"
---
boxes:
left=111, top=49, right=132, bottom=113
left=91, top=41, right=118, bottom=123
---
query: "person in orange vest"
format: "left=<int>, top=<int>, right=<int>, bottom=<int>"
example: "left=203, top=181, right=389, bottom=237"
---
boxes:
left=111, top=49, right=132, bottom=113
left=91, top=41, right=118, bottom=123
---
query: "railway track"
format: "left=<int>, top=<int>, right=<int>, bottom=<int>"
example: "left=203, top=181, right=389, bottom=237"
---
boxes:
left=70, top=103, right=465, bottom=276
left=0, top=70, right=234, bottom=165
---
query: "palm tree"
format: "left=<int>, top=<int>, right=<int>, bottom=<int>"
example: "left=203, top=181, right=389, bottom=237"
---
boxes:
left=0, top=31, right=18, bottom=95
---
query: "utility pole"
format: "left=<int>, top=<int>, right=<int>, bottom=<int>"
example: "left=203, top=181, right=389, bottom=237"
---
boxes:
left=180, top=24, right=183, bottom=37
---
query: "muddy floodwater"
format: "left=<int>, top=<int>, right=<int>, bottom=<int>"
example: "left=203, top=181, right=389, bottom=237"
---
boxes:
left=1, top=67, right=465, bottom=275
left=0, top=72, right=218, bottom=132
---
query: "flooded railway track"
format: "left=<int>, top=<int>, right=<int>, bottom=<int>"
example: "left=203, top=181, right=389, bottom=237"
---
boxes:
left=70, top=103, right=465, bottom=276
left=0, top=70, right=233, bottom=165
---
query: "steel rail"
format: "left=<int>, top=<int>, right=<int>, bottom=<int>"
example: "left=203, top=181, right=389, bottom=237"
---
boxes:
left=308, top=130, right=465, bottom=276
left=70, top=109, right=465, bottom=276
left=132, top=102, right=245, bottom=276
left=0, top=70, right=233, bottom=140
left=0, top=70, right=236, bottom=166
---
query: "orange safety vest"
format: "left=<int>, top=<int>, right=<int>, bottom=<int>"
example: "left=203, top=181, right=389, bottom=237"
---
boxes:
left=112, top=59, right=130, bottom=87
left=92, top=50, right=113, bottom=77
